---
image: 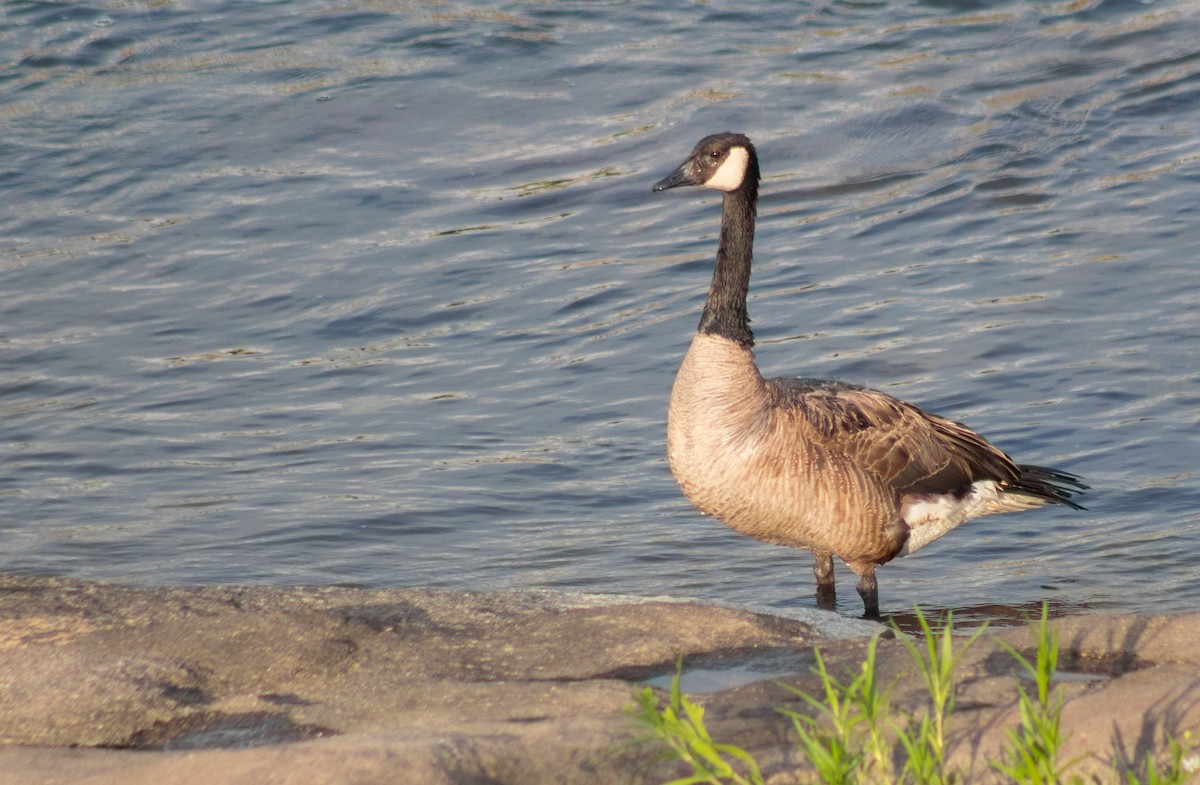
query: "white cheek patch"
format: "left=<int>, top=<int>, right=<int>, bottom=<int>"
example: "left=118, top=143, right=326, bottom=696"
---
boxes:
left=703, top=147, right=749, bottom=191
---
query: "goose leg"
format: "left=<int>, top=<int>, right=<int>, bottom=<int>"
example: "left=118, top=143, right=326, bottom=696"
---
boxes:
left=813, top=552, right=836, bottom=611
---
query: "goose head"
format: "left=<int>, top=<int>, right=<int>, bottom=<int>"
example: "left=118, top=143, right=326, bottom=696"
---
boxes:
left=653, top=132, right=758, bottom=193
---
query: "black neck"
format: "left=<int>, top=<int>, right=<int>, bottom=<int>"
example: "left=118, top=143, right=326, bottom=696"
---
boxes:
left=698, top=174, right=759, bottom=347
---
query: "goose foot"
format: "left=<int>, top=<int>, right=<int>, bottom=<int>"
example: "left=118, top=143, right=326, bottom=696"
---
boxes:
left=815, top=583, right=837, bottom=611
left=813, top=553, right=836, bottom=611
left=855, top=570, right=880, bottom=620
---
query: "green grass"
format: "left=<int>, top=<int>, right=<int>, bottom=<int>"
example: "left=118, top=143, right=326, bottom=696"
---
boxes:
left=632, top=604, right=1195, bottom=785
left=992, top=605, right=1077, bottom=785
left=633, top=657, right=764, bottom=785
left=1123, top=733, right=1196, bottom=785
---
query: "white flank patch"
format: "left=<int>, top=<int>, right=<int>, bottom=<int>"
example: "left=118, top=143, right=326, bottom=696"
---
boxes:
left=703, top=146, right=749, bottom=191
left=899, top=480, right=1001, bottom=556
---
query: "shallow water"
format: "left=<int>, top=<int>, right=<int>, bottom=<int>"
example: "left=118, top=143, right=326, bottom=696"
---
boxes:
left=2, top=0, right=1198, bottom=621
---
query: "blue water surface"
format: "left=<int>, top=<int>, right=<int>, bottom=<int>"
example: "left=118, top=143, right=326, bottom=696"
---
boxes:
left=2, top=0, right=1197, bottom=621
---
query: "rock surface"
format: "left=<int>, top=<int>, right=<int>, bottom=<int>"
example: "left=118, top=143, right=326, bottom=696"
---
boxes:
left=1, top=575, right=1197, bottom=784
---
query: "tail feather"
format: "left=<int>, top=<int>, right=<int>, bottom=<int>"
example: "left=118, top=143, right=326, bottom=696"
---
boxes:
left=1008, top=464, right=1089, bottom=510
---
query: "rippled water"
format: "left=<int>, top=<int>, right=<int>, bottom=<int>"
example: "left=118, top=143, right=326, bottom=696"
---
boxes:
left=2, top=0, right=1198, bottom=621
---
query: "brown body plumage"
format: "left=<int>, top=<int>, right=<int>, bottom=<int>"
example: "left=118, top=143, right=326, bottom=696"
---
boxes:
left=653, top=132, right=1085, bottom=616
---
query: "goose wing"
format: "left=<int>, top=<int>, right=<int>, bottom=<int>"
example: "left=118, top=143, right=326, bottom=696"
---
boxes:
left=769, top=378, right=1021, bottom=496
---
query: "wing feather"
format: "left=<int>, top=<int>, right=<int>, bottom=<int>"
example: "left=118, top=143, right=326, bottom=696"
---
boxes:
left=767, top=377, right=1021, bottom=496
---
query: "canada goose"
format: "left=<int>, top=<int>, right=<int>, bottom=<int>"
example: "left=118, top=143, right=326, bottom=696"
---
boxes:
left=652, top=132, right=1086, bottom=617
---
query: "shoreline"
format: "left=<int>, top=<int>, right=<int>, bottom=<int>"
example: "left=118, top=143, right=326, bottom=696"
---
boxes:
left=1, top=575, right=1196, bottom=784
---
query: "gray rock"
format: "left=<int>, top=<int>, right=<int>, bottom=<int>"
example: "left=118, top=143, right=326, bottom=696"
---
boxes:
left=0, top=576, right=845, bottom=784
left=1, top=576, right=1197, bottom=785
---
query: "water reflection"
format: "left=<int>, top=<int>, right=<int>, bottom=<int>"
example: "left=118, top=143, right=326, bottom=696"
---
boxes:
left=884, top=597, right=1084, bottom=636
